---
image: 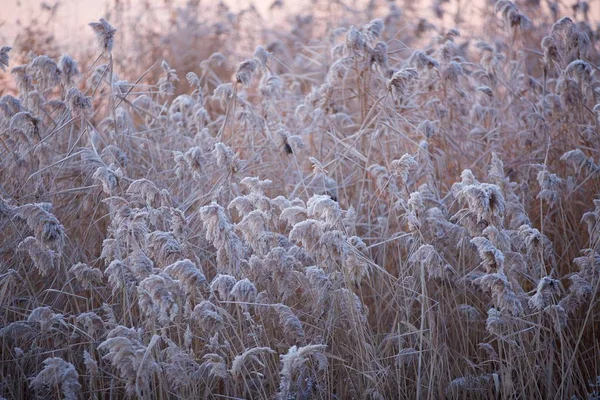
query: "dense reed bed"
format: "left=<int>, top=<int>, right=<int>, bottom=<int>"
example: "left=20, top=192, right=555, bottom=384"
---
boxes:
left=1, top=0, right=600, bottom=398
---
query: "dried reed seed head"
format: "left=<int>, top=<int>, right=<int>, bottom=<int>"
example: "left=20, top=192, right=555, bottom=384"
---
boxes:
left=413, top=17, right=434, bottom=37
left=106, top=324, right=141, bottom=341
left=477, top=86, right=494, bottom=97
left=280, top=205, right=308, bottom=226
left=439, top=40, right=458, bottom=64
left=0, top=94, right=24, bottom=119
left=192, top=300, right=224, bottom=332
left=27, top=306, right=63, bottom=332
left=228, top=194, right=256, bottom=217
left=482, top=225, right=511, bottom=252
left=485, top=307, right=506, bottom=336
left=68, top=262, right=103, bottom=288
left=418, top=120, right=437, bottom=139
left=87, top=64, right=110, bottom=89
left=104, top=259, right=138, bottom=295
left=457, top=304, right=481, bottom=321
left=10, top=65, right=34, bottom=94
left=240, top=176, right=272, bottom=194
left=445, top=373, right=497, bottom=397
left=98, top=330, right=160, bottom=397
left=331, top=287, right=368, bottom=329
left=76, top=311, right=106, bottom=337
left=390, top=154, right=417, bottom=183
left=517, top=225, right=555, bottom=264
left=58, top=54, right=79, bottom=86
left=231, top=278, right=258, bottom=304
left=345, top=26, right=366, bottom=52
left=213, top=142, right=243, bottom=173
left=158, top=60, right=179, bottom=97
left=0, top=46, right=11, bottom=72
left=25, top=90, right=44, bottom=116
left=186, top=71, right=201, bottom=89
left=259, top=75, right=283, bottom=98
left=475, top=40, right=494, bottom=53
left=289, top=218, right=325, bottom=249
left=550, top=17, right=574, bottom=40
left=89, top=18, right=116, bottom=53
left=408, top=191, right=425, bottom=215
left=127, top=178, right=161, bottom=207
left=568, top=272, right=593, bottom=301
left=253, top=45, right=270, bottom=68
left=174, top=146, right=203, bottom=177
left=388, top=68, right=419, bottom=96
left=370, top=42, right=389, bottom=69
left=160, top=339, right=203, bottom=389
left=10, top=111, right=41, bottom=141
left=201, top=353, right=228, bottom=379
left=30, top=357, right=81, bottom=400
left=543, top=304, right=567, bottom=332
left=409, top=50, right=439, bottom=70
left=488, top=153, right=507, bottom=187
left=164, top=259, right=206, bottom=293
left=279, top=344, right=327, bottom=396
left=541, top=35, right=559, bottom=66
left=572, top=1, right=590, bottom=18
left=536, top=170, right=562, bottom=205
left=344, top=245, right=371, bottom=285
left=200, top=201, right=235, bottom=243
left=169, top=95, right=195, bottom=120
left=410, top=244, right=456, bottom=279
left=27, top=55, right=61, bottom=91
left=146, top=230, right=183, bottom=266
left=274, top=303, right=305, bottom=337
left=230, top=347, right=276, bottom=378
left=475, top=272, right=523, bottom=315
left=309, top=156, right=329, bottom=176
left=471, top=236, right=505, bottom=273
left=275, top=127, right=303, bottom=153
left=561, top=149, right=599, bottom=175
left=456, top=175, right=506, bottom=227
left=326, top=57, right=353, bottom=85
left=307, top=194, right=342, bottom=226
left=573, top=249, right=600, bottom=278
left=529, top=276, right=561, bottom=311
left=111, top=79, right=132, bottom=96
left=0, top=321, right=36, bottom=344
left=93, top=166, right=121, bottom=194
left=138, top=273, right=180, bottom=324
left=364, top=19, right=385, bottom=41
left=210, top=274, right=237, bottom=300
left=18, top=236, right=58, bottom=276
left=169, top=207, right=188, bottom=237
left=236, top=58, right=261, bottom=87
left=66, top=88, right=93, bottom=116
left=494, top=0, right=529, bottom=28
left=83, top=350, right=99, bottom=377
left=236, top=209, right=270, bottom=243
left=565, top=59, right=592, bottom=81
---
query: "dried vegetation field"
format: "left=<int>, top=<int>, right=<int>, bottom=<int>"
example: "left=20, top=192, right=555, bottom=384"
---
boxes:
left=1, top=0, right=600, bottom=398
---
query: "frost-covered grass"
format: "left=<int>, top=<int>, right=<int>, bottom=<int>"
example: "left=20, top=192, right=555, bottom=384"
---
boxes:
left=1, top=1, right=600, bottom=398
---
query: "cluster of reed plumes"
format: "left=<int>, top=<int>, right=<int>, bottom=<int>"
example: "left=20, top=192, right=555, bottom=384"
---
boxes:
left=1, top=0, right=600, bottom=398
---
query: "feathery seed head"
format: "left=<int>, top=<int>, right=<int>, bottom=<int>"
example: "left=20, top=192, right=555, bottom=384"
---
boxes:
left=0, top=46, right=11, bottom=72
left=89, top=18, right=116, bottom=53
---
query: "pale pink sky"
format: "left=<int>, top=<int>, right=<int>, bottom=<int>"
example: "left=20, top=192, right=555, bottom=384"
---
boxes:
left=3, top=0, right=597, bottom=54
left=0, top=0, right=281, bottom=48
